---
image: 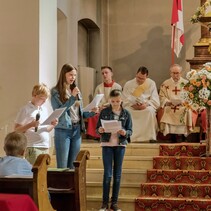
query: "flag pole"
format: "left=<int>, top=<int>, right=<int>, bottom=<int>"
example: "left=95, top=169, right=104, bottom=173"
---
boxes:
left=171, top=25, right=175, bottom=65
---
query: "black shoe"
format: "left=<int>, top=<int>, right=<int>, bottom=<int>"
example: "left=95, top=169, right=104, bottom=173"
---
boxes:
left=99, top=203, right=108, bottom=211
left=170, top=134, right=177, bottom=143
left=149, top=139, right=157, bottom=143
left=201, top=132, right=206, bottom=140
left=110, top=203, right=121, bottom=211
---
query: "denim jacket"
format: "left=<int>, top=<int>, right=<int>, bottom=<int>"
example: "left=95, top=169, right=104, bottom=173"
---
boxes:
left=51, top=88, right=95, bottom=132
left=96, top=106, right=132, bottom=145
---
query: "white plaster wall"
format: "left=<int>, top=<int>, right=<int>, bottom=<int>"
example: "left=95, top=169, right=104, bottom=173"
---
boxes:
left=57, top=0, right=101, bottom=68
left=39, top=0, right=57, bottom=88
left=0, top=1, right=39, bottom=156
left=0, top=0, right=57, bottom=156
left=108, top=0, right=201, bottom=88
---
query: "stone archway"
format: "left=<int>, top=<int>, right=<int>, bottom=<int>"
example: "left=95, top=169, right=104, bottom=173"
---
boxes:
left=77, top=18, right=100, bottom=106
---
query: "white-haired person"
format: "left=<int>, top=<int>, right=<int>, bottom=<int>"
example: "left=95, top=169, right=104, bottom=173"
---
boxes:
left=0, top=131, right=32, bottom=176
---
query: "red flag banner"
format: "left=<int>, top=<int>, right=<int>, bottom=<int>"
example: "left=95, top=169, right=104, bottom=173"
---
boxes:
left=171, top=0, right=184, bottom=60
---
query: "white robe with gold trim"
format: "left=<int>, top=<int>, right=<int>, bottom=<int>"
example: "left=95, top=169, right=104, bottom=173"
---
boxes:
left=123, top=78, right=160, bottom=142
left=159, top=77, right=192, bottom=136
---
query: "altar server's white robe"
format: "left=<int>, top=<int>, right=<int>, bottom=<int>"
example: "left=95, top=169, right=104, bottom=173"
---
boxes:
left=123, top=78, right=160, bottom=142
left=159, top=77, right=192, bottom=136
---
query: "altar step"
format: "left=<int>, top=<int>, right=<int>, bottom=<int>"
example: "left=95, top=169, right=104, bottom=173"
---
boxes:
left=159, top=143, right=206, bottom=156
left=147, top=169, right=211, bottom=184
left=82, top=142, right=159, bottom=156
left=153, top=156, right=211, bottom=170
left=87, top=155, right=154, bottom=169
left=87, top=182, right=141, bottom=197
left=141, top=183, right=211, bottom=197
left=135, top=143, right=211, bottom=211
left=81, top=141, right=160, bottom=211
left=87, top=168, right=147, bottom=184
left=88, top=196, right=135, bottom=211
left=135, top=197, right=211, bottom=211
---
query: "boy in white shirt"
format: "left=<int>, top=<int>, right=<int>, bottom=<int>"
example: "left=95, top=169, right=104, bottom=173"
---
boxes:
left=14, top=83, right=58, bottom=164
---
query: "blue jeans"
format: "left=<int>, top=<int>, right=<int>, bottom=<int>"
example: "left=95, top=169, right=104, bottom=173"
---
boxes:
left=54, top=126, right=81, bottom=168
left=102, top=146, right=125, bottom=204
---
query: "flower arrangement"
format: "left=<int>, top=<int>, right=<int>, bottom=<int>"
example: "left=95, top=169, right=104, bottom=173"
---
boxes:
left=181, top=62, right=211, bottom=112
left=190, top=0, right=211, bottom=23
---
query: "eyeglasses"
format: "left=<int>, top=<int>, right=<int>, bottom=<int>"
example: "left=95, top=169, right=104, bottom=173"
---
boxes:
left=171, top=72, right=180, bottom=75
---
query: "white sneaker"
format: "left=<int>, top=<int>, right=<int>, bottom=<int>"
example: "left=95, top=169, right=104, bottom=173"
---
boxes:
left=99, top=203, right=108, bottom=211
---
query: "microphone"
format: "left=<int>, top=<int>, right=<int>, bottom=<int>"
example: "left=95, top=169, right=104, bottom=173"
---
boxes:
left=35, top=112, right=40, bottom=132
left=70, top=82, right=80, bottom=100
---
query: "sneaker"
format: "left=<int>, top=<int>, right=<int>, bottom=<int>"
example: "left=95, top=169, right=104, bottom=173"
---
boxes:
left=110, top=203, right=121, bottom=211
left=99, top=203, right=108, bottom=211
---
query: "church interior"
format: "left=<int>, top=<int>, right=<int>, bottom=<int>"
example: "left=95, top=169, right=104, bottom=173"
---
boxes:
left=1, top=0, right=211, bottom=210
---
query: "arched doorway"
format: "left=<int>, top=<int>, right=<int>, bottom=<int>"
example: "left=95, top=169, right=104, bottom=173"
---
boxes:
left=78, top=18, right=100, bottom=106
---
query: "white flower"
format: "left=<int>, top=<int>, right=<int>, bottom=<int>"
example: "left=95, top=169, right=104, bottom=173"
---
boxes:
left=199, top=88, right=210, bottom=99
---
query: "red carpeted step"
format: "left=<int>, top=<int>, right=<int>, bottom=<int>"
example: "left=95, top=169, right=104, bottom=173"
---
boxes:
left=147, top=169, right=211, bottom=184
left=135, top=197, right=211, bottom=211
left=136, top=143, right=211, bottom=210
left=159, top=143, right=206, bottom=157
left=141, top=182, right=211, bottom=198
left=153, top=156, right=211, bottom=170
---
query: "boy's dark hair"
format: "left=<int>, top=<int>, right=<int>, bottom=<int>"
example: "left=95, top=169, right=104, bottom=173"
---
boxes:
left=101, top=66, right=113, bottom=72
left=137, top=66, right=149, bottom=76
left=109, top=89, right=122, bottom=97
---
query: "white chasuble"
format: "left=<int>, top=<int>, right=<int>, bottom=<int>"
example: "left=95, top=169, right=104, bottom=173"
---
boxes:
left=123, top=78, right=160, bottom=142
left=159, top=77, right=193, bottom=136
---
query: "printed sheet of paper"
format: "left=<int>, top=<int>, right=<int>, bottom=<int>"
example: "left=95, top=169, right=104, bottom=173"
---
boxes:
left=83, top=94, right=104, bottom=112
left=41, top=107, right=66, bottom=125
left=101, top=119, right=122, bottom=133
left=171, top=99, right=182, bottom=106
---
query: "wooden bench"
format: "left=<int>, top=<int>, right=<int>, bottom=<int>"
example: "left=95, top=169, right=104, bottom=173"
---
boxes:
left=0, top=150, right=90, bottom=211
left=0, top=154, right=55, bottom=211
left=47, top=150, right=90, bottom=211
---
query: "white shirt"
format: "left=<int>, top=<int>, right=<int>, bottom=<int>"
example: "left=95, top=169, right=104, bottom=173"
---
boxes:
left=15, top=102, right=50, bottom=148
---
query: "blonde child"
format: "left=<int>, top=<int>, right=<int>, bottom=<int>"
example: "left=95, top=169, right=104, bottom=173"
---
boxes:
left=14, top=83, right=58, bottom=164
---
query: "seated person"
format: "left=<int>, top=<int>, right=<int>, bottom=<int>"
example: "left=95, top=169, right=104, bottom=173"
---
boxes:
left=158, top=64, right=193, bottom=142
left=86, top=66, right=122, bottom=139
left=122, top=66, right=160, bottom=143
left=0, top=131, right=32, bottom=176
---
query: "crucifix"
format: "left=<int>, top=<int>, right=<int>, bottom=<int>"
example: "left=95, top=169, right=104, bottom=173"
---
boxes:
left=172, top=86, right=180, bottom=95
left=171, top=105, right=179, bottom=113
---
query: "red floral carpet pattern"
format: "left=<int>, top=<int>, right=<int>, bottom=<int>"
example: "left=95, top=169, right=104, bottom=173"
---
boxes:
left=159, top=143, right=206, bottom=157
left=135, top=143, right=211, bottom=211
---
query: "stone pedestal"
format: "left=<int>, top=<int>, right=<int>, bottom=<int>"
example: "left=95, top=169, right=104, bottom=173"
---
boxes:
left=187, top=1, right=211, bottom=69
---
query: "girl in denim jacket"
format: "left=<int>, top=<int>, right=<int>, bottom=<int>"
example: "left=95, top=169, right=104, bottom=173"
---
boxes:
left=96, top=89, right=132, bottom=211
left=51, top=64, right=97, bottom=169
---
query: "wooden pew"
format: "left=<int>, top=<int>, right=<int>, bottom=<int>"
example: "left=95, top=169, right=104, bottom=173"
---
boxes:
left=47, top=150, right=90, bottom=211
left=0, top=154, right=55, bottom=211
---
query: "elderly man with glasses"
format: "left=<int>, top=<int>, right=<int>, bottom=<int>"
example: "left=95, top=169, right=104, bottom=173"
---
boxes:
left=158, top=64, right=194, bottom=142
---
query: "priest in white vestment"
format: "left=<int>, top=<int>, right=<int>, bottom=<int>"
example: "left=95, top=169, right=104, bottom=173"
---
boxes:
left=86, top=66, right=122, bottom=139
left=122, top=66, right=160, bottom=142
left=159, top=64, right=193, bottom=140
